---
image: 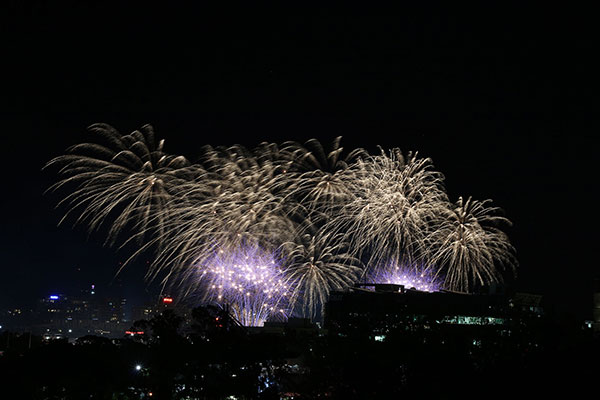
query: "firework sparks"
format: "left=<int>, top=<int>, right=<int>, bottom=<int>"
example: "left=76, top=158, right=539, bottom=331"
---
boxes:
left=46, top=124, right=518, bottom=320
left=429, top=196, right=518, bottom=292
left=328, top=149, right=449, bottom=270
left=193, top=246, right=290, bottom=327
left=141, top=143, right=297, bottom=282
left=281, top=137, right=368, bottom=214
left=281, top=221, right=363, bottom=319
left=45, top=123, right=195, bottom=245
left=364, top=262, right=442, bottom=292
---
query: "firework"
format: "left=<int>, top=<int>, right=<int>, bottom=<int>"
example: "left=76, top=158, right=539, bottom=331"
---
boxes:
left=328, top=149, right=449, bottom=270
left=192, top=246, right=290, bottom=327
left=281, top=137, right=368, bottom=214
left=45, top=123, right=195, bottom=245
left=46, top=124, right=519, bottom=321
left=281, top=221, right=363, bottom=319
left=363, top=262, right=442, bottom=292
left=428, top=196, right=518, bottom=292
left=143, top=143, right=297, bottom=283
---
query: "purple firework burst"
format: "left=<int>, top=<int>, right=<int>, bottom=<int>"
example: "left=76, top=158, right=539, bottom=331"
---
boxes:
left=364, top=262, right=441, bottom=292
left=197, top=246, right=290, bottom=326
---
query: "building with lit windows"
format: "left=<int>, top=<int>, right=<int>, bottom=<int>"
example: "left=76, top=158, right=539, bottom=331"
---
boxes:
left=325, top=284, right=543, bottom=345
left=27, top=286, right=130, bottom=339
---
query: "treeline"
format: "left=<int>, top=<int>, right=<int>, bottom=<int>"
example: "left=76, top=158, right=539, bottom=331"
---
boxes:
left=0, top=306, right=598, bottom=399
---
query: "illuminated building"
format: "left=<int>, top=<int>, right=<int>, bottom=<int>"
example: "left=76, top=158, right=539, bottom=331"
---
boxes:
left=325, top=284, right=543, bottom=344
left=131, top=304, right=157, bottom=322
left=25, top=286, right=130, bottom=339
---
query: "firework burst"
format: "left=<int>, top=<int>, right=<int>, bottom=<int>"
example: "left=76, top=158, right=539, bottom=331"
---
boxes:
left=46, top=124, right=519, bottom=321
left=363, top=261, right=442, bottom=292
left=429, top=196, right=517, bottom=292
left=143, top=143, right=297, bottom=283
left=45, top=123, right=195, bottom=245
left=328, top=149, right=449, bottom=270
left=282, top=137, right=368, bottom=215
left=281, top=221, right=363, bottom=319
left=191, top=245, right=290, bottom=327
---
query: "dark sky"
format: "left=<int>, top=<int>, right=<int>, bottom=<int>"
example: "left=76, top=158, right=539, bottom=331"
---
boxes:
left=1, top=6, right=597, bottom=319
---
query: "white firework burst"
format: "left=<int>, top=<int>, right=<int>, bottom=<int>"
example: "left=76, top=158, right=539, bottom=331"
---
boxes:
left=428, top=196, right=518, bottom=292
left=281, top=221, right=363, bottom=320
left=328, top=148, right=449, bottom=271
left=45, top=123, right=195, bottom=245
left=145, top=143, right=297, bottom=284
left=282, top=137, right=368, bottom=215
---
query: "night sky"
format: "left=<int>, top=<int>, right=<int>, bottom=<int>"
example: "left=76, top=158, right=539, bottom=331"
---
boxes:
left=1, top=6, right=596, bottom=319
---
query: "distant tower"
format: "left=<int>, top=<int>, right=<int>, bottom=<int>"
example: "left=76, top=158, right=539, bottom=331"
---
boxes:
left=593, top=279, right=600, bottom=334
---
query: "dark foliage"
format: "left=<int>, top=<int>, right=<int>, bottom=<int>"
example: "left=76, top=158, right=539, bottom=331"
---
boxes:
left=0, top=306, right=597, bottom=399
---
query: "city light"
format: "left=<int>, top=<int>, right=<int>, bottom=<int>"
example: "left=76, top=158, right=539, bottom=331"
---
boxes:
left=135, top=364, right=142, bottom=371
left=125, top=331, right=145, bottom=336
left=49, top=295, right=59, bottom=300
left=162, top=297, right=173, bottom=303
